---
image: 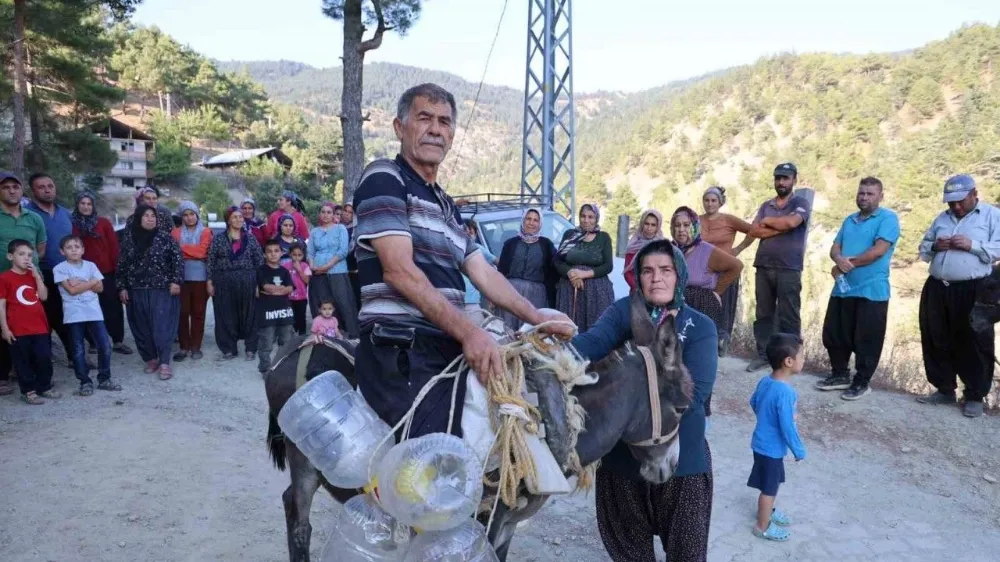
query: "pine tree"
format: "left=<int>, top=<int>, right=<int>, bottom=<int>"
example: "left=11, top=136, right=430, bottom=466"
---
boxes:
left=322, top=0, right=422, bottom=202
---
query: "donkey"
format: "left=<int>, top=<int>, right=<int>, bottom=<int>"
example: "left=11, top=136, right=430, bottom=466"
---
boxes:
left=264, top=314, right=691, bottom=562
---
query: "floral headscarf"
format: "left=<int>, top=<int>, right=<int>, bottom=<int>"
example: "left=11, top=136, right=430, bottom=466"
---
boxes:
left=703, top=185, right=726, bottom=207
left=624, top=209, right=665, bottom=261
left=519, top=207, right=544, bottom=243
left=72, top=191, right=100, bottom=238
left=670, top=206, right=702, bottom=252
left=631, top=240, right=688, bottom=326
left=276, top=214, right=298, bottom=239
left=557, top=203, right=601, bottom=256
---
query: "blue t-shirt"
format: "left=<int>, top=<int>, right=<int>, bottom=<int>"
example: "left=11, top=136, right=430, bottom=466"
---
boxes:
left=749, top=375, right=807, bottom=461
left=832, top=208, right=899, bottom=302
left=570, top=298, right=718, bottom=479
left=26, top=202, right=72, bottom=270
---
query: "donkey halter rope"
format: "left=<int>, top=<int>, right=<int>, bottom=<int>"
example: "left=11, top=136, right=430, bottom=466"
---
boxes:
left=626, top=346, right=679, bottom=447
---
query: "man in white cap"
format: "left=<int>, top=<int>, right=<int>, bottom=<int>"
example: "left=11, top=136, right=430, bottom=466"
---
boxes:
left=916, top=174, right=1000, bottom=418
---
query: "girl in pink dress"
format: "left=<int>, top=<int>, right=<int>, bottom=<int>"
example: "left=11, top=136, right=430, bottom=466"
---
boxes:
left=310, top=300, right=341, bottom=339
left=283, top=243, right=311, bottom=335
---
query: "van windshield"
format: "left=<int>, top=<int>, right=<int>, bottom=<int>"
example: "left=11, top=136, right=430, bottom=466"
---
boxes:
left=476, top=213, right=573, bottom=255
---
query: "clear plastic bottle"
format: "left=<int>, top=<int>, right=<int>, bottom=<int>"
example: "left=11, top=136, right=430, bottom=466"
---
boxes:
left=402, top=520, right=499, bottom=562
left=277, top=371, right=392, bottom=488
left=320, top=493, right=411, bottom=562
left=836, top=274, right=851, bottom=293
left=375, top=433, right=484, bottom=531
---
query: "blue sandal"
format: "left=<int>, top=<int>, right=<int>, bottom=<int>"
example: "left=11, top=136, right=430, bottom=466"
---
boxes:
left=771, top=507, right=791, bottom=526
left=753, top=521, right=790, bottom=542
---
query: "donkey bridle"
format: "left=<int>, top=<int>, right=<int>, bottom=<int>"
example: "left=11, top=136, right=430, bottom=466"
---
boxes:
left=626, top=346, right=680, bottom=447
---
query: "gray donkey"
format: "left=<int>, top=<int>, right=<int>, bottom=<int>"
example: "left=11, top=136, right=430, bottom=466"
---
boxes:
left=263, top=311, right=691, bottom=562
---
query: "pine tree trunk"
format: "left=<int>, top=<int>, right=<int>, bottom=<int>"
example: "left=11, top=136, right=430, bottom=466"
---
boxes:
left=166, top=92, right=172, bottom=117
left=26, top=46, right=43, bottom=171
left=157, top=91, right=164, bottom=113
left=340, top=0, right=366, bottom=204
left=11, top=0, right=27, bottom=179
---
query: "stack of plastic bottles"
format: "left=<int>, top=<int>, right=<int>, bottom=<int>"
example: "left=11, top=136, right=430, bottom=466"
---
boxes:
left=375, top=433, right=484, bottom=531
left=402, top=520, right=499, bottom=562
left=319, top=493, right=410, bottom=562
left=277, top=371, right=393, bottom=488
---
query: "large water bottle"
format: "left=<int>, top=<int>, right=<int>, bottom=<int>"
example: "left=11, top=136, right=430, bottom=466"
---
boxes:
left=375, top=433, right=484, bottom=531
left=277, top=371, right=392, bottom=488
left=320, top=493, right=410, bottom=562
left=402, top=520, right=499, bottom=562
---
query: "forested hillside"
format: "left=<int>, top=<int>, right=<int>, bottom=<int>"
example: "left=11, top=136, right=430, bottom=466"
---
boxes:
left=573, top=24, right=1000, bottom=267
left=216, top=60, right=526, bottom=191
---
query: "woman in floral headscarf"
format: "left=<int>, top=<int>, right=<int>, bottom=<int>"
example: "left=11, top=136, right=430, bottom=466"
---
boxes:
left=623, top=209, right=665, bottom=292
left=670, top=205, right=743, bottom=417
left=71, top=191, right=133, bottom=354
left=496, top=207, right=558, bottom=331
left=571, top=240, right=718, bottom=562
left=554, top=203, right=615, bottom=331
left=207, top=206, right=264, bottom=361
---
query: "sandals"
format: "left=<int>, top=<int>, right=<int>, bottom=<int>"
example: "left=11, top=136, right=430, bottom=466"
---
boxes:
left=158, top=365, right=173, bottom=381
left=76, top=383, right=95, bottom=397
left=0, top=381, right=13, bottom=396
left=245, top=351, right=256, bottom=361
left=753, top=521, right=790, bottom=542
left=143, top=360, right=159, bottom=374
left=97, top=380, right=122, bottom=392
left=22, top=391, right=45, bottom=405
left=40, top=389, right=62, bottom=399
left=771, top=508, right=791, bottom=526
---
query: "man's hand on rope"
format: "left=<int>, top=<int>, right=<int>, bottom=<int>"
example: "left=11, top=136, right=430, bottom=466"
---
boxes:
left=463, top=327, right=504, bottom=383
left=533, top=309, right=577, bottom=340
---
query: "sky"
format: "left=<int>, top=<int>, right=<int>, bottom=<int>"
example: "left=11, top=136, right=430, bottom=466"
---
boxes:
left=133, top=0, right=1000, bottom=93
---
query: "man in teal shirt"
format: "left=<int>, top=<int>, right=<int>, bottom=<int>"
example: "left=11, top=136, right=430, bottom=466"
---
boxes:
left=0, top=171, right=48, bottom=396
left=816, top=177, right=899, bottom=400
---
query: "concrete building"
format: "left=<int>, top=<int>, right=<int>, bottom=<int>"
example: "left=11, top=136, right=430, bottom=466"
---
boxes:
left=88, top=117, right=155, bottom=192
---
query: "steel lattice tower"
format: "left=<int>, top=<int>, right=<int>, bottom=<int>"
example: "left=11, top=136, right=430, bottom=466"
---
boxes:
left=520, top=0, right=576, bottom=220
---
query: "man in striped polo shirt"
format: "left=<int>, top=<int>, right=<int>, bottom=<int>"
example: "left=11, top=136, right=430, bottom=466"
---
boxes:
left=352, top=83, right=574, bottom=437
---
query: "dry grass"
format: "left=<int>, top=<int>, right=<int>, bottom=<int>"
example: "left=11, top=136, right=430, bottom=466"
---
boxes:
left=726, top=266, right=1000, bottom=410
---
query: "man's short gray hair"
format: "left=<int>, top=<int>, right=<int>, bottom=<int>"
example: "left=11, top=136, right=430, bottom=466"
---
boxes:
left=396, top=83, right=457, bottom=125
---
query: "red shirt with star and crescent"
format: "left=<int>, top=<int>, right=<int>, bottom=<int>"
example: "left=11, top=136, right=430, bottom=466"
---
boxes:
left=0, top=269, right=49, bottom=336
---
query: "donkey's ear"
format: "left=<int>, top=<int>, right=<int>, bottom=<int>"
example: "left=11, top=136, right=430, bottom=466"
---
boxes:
left=653, top=313, right=680, bottom=370
left=630, top=295, right=656, bottom=346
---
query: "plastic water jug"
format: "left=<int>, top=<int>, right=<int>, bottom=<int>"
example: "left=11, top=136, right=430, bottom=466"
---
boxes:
left=277, top=371, right=392, bottom=488
left=402, top=520, right=499, bottom=562
left=375, top=433, right=484, bottom=531
left=320, top=493, right=411, bottom=562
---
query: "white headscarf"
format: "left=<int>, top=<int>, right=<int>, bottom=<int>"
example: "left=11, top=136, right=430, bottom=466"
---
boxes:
left=518, top=207, right=544, bottom=243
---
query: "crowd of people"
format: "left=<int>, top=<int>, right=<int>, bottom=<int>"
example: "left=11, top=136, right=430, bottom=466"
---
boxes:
left=0, top=171, right=361, bottom=401
left=2, top=80, right=998, bottom=560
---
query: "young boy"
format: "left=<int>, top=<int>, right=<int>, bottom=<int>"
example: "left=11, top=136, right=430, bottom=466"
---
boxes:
left=748, top=332, right=807, bottom=542
left=256, top=240, right=295, bottom=375
left=53, top=235, right=122, bottom=396
left=0, top=240, right=58, bottom=405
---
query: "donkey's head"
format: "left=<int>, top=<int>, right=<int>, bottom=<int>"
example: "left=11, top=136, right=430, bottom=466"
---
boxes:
left=970, top=265, right=1000, bottom=333
left=623, top=301, right=693, bottom=483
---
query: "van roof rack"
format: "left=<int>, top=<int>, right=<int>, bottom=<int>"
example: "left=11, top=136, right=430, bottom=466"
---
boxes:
left=456, top=192, right=552, bottom=216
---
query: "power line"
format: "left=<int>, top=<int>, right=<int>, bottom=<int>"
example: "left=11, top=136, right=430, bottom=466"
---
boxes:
left=447, top=0, right=509, bottom=183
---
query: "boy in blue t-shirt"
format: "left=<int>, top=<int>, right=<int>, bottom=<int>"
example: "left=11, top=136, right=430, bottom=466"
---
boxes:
left=748, top=333, right=807, bottom=542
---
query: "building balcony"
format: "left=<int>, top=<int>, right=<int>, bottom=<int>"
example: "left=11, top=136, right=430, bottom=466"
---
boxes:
left=108, top=167, right=152, bottom=179
left=117, top=150, right=154, bottom=162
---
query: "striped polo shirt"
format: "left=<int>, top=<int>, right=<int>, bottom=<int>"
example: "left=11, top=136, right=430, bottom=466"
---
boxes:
left=353, top=155, right=480, bottom=335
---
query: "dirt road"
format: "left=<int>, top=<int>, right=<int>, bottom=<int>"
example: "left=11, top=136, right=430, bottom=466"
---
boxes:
left=2, top=317, right=1000, bottom=561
